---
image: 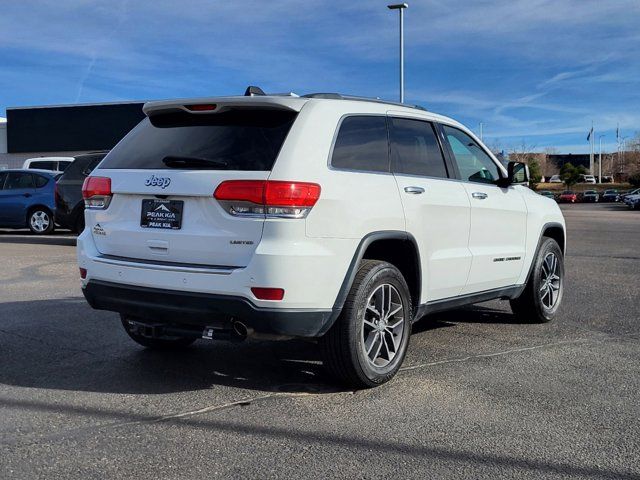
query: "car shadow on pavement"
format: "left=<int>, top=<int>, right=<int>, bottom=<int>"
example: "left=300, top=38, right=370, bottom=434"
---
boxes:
left=0, top=297, right=522, bottom=396
left=0, top=297, right=340, bottom=395
left=428, top=304, right=529, bottom=325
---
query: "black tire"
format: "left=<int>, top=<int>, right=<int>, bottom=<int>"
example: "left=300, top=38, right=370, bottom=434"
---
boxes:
left=121, top=315, right=196, bottom=350
left=510, top=238, right=564, bottom=323
left=74, top=213, right=85, bottom=234
left=27, top=208, right=55, bottom=235
left=321, top=260, right=412, bottom=388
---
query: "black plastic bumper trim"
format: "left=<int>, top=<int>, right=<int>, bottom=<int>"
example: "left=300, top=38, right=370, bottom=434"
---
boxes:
left=82, top=280, right=334, bottom=338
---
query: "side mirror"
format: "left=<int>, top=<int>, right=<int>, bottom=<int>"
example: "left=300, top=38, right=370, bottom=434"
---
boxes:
left=498, top=161, right=529, bottom=187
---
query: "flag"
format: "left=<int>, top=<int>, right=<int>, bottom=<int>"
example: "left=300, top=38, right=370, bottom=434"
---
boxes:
left=587, top=127, right=593, bottom=142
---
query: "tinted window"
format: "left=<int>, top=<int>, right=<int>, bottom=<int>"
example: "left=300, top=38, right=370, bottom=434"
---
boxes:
left=390, top=118, right=448, bottom=178
left=58, top=161, right=71, bottom=172
left=34, top=175, right=49, bottom=188
left=62, top=156, right=104, bottom=181
left=5, top=172, right=35, bottom=189
left=100, top=110, right=297, bottom=171
left=331, top=116, right=389, bottom=172
left=0, top=172, right=6, bottom=190
left=29, top=161, right=57, bottom=171
left=443, top=126, right=500, bottom=184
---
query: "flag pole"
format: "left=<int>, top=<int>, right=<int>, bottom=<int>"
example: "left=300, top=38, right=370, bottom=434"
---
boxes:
left=590, top=121, right=594, bottom=175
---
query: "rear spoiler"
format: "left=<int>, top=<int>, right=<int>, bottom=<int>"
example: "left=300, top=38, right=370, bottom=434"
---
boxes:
left=143, top=96, right=308, bottom=117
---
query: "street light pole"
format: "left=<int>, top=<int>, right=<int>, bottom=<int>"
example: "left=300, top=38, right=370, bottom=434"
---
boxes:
left=598, top=135, right=605, bottom=184
left=388, top=3, right=408, bottom=103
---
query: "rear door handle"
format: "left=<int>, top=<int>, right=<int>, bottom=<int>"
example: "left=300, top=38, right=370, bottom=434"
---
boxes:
left=471, top=192, right=488, bottom=200
left=404, top=186, right=425, bottom=195
left=23, top=193, right=32, bottom=198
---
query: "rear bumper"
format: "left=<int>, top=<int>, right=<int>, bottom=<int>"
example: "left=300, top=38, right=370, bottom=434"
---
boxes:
left=82, top=280, right=336, bottom=337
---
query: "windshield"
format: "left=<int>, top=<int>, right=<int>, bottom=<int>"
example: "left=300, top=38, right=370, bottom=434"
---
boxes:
left=99, top=109, right=297, bottom=171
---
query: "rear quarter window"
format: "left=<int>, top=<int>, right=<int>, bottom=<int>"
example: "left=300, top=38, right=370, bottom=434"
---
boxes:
left=330, top=116, right=389, bottom=173
left=99, top=109, right=297, bottom=171
left=34, top=175, right=50, bottom=188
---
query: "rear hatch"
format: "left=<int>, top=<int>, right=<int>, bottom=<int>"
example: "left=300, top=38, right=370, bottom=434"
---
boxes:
left=88, top=105, right=299, bottom=267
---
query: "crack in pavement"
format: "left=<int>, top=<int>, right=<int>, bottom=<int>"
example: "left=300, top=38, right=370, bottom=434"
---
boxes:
left=0, top=336, right=604, bottom=448
left=399, top=338, right=590, bottom=372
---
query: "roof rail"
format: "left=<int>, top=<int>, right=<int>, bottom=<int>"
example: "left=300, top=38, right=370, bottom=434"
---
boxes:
left=242, top=87, right=427, bottom=110
left=302, top=92, right=427, bottom=111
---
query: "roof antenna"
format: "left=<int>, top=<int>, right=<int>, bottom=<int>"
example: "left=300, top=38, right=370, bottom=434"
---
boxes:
left=244, top=86, right=266, bottom=96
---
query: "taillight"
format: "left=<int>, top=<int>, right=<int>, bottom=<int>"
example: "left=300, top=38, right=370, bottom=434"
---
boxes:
left=214, top=180, right=321, bottom=218
left=82, top=176, right=112, bottom=210
left=79, top=268, right=87, bottom=279
left=54, top=183, right=61, bottom=204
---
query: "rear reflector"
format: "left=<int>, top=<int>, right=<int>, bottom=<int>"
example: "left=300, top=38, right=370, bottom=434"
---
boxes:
left=79, top=268, right=87, bottom=279
left=185, top=104, right=217, bottom=112
left=214, top=180, right=321, bottom=218
left=251, top=287, right=285, bottom=301
left=82, top=176, right=112, bottom=209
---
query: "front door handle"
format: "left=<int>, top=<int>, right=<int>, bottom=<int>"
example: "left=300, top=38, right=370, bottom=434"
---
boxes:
left=23, top=193, right=32, bottom=198
left=404, top=186, right=425, bottom=195
left=471, top=192, right=488, bottom=200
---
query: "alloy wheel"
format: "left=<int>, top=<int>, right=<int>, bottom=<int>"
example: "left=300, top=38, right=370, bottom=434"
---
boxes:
left=30, top=211, right=50, bottom=233
left=540, top=252, right=561, bottom=309
left=361, top=283, right=405, bottom=368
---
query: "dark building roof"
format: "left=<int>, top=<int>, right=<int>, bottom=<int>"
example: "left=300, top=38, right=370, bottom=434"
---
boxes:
left=6, top=102, right=145, bottom=153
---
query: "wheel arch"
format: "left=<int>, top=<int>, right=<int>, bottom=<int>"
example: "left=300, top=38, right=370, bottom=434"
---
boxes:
left=321, top=231, right=421, bottom=336
left=542, top=222, right=565, bottom=254
left=519, top=222, right=565, bottom=293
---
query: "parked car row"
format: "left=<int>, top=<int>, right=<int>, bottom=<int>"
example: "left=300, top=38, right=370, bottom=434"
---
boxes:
left=623, top=192, right=640, bottom=210
left=538, top=188, right=639, bottom=204
left=547, top=174, right=615, bottom=184
left=0, top=152, right=107, bottom=234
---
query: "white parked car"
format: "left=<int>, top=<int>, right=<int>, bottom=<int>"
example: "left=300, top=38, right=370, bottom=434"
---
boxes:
left=549, top=174, right=563, bottom=183
left=77, top=90, right=567, bottom=387
left=582, top=174, right=596, bottom=184
left=23, top=156, right=74, bottom=174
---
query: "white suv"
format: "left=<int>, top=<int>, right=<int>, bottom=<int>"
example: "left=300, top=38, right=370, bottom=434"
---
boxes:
left=78, top=91, right=566, bottom=388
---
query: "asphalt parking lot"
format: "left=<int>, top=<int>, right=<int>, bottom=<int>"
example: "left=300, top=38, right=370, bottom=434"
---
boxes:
left=1, top=203, right=639, bottom=479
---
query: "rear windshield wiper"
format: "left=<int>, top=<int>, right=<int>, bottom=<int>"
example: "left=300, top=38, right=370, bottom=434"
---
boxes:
left=162, top=156, right=229, bottom=169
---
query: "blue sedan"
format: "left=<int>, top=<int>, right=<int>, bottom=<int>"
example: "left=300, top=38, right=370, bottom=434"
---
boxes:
left=0, top=169, right=56, bottom=234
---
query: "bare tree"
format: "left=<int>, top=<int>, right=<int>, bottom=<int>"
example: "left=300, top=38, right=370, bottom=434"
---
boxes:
left=508, top=140, right=538, bottom=163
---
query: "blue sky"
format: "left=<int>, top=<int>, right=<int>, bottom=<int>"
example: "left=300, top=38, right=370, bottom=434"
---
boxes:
left=1, top=0, right=638, bottom=153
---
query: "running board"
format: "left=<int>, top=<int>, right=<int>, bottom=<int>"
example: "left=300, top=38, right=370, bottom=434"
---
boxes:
left=414, top=285, right=524, bottom=321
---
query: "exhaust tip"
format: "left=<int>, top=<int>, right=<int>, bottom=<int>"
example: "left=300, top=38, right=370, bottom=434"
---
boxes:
left=232, top=321, right=249, bottom=339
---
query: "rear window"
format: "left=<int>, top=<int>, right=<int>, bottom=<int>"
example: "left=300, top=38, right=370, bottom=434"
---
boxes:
left=29, top=161, right=56, bottom=170
left=99, top=109, right=297, bottom=171
left=61, top=156, right=104, bottom=181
